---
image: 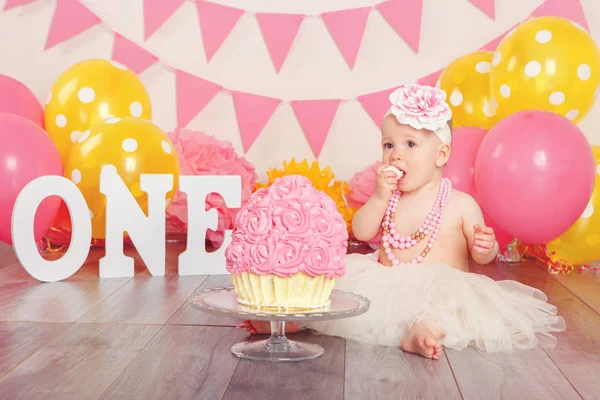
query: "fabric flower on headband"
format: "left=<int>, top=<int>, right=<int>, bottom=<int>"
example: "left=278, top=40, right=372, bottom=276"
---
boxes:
left=387, top=84, right=452, bottom=131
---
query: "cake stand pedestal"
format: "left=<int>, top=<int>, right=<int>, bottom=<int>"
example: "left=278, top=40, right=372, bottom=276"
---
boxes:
left=188, top=286, right=370, bottom=362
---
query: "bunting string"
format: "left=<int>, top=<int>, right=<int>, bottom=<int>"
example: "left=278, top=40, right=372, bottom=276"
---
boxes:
left=2, top=0, right=590, bottom=157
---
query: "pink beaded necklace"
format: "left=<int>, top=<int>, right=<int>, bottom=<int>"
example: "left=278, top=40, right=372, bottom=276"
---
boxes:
left=381, top=178, right=452, bottom=266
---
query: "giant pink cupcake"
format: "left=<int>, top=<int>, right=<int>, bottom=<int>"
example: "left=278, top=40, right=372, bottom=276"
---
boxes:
left=225, top=174, right=348, bottom=310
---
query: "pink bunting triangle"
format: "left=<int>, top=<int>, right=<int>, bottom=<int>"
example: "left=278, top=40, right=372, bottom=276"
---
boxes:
left=469, top=0, right=495, bottom=19
left=256, top=12, right=304, bottom=73
left=232, top=91, right=281, bottom=152
left=376, top=0, right=423, bottom=53
left=112, top=34, right=158, bottom=74
left=196, top=0, right=244, bottom=62
left=143, top=0, right=186, bottom=40
left=322, top=7, right=371, bottom=69
left=45, top=0, right=101, bottom=50
left=417, top=70, right=443, bottom=87
left=291, top=99, right=341, bottom=157
left=175, top=70, right=222, bottom=127
left=358, top=88, right=396, bottom=127
left=532, top=0, right=589, bottom=31
left=3, top=0, right=37, bottom=10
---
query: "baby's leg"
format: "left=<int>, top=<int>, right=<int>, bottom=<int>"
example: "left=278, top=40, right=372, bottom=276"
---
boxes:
left=400, top=320, right=444, bottom=360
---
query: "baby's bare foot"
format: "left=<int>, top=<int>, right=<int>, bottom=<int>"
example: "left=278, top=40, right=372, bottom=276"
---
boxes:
left=400, top=321, right=443, bottom=360
left=238, top=320, right=302, bottom=335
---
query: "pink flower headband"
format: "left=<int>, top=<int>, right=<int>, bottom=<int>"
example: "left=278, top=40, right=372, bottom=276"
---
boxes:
left=385, top=84, right=453, bottom=145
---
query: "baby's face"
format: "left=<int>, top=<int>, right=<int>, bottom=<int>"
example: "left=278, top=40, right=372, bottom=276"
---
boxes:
left=380, top=115, right=450, bottom=192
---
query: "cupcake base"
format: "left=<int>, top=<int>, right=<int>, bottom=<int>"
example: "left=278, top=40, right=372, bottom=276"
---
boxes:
left=231, top=271, right=336, bottom=310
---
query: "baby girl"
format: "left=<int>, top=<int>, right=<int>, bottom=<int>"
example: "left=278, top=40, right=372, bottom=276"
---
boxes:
left=241, top=84, right=565, bottom=360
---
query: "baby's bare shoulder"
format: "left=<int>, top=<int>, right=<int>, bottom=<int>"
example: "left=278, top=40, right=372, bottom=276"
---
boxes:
left=449, top=189, right=480, bottom=214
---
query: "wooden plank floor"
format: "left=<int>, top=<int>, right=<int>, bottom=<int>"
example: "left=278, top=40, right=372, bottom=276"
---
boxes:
left=0, top=241, right=598, bottom=399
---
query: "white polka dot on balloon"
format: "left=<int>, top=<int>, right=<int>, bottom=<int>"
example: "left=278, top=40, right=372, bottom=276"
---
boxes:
left=122, top=138, right=138, bottom=152
left=70, top=130, right=82, bottom=143
left=577, top=64, right=591, bottom=81
left=549, top=92, right=565, bottom=106
left=101, top=164, right=118, bottom=175
left=492, top=52, right=501, bottom=67
left=483, top=97, right=497, bottom=117
left=500, top=84, right=511, bottom=98
left=55, top=114, right=67, bottom=128
left=161, top=140, right=172, bottom=154
left=525, top=61, right=542, bottom=77
left=105, top=117, right=121, bottom=124
left=565, top=109, right=579, bottom=121
left=475, top=61, right=491, bottom=73
left=78, top=129, right=90, bottom=143
left=110, top=61, right=128, bottom=70
left=130, top=101, right=143, bottom=117
left=77, top=87, right=96, bottom=104
left=46, top=92, right=52, bottom=105
left=450, top=91, right=463, bottom=106
left=535, top=30, right=552, bottom=43
left=71, top=169, right=81, bottom=184
left=581, top=202, right=594, bottom=218
left=596, top=164, right=600, bottom=176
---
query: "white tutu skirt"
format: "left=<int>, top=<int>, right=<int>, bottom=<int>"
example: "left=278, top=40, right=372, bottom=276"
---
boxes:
left=305, top=252, right=566, bottom=352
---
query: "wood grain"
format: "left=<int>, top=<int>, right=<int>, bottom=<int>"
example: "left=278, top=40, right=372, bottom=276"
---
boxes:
left=223, top=331, right=345, bottom=400
left=167, top=275, right=239, bottom=326
left=0, top=322, right=69, bottom=377
left=0, top=273, right=131, bottom=322
left=446, top=347, right=580, bottom=399
left=76, top=274, right=205, bottom=324
left=100, top=326, right=244, bottom=399
left=345, top=341, right=461, bottom=399
left=554, top=269, right=600, bottom=315
left=0, top=323, right=160, bottom=399
left=470, top=260, right=595, bottom=333
left=473, top=259, right=600, bottom=398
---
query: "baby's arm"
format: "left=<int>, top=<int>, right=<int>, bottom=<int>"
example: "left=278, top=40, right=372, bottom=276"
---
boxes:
left=352, top=164, right=400, bottom=241
left=459, top=193, right=499, bottom=265
left=352, top=195, right=388, bottom=241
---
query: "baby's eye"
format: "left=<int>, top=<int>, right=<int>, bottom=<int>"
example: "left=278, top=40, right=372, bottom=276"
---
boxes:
left=407, top=140, right=416, bottom=148
left=384, top=143, right=393, bottom=149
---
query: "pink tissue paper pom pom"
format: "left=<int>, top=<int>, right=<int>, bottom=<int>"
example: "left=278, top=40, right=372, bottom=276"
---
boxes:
left=347, top=161, right=382, bottom=249
left=165, top=128, right=257, bottom=248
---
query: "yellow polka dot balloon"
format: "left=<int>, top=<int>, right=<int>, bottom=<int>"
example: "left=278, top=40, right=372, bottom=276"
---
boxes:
left=65, top=117, right=179, bottom=239
left=490, top=16, right=600, bottom=124
left=545, top=145, right=600, bottom=266
left=45, top=59, right=152, bottom=163
left=438, top=51, right=499, bottom=129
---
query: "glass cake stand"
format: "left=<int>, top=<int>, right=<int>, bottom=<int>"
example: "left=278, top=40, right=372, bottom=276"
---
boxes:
left=188, top=286, right=370, bottom=362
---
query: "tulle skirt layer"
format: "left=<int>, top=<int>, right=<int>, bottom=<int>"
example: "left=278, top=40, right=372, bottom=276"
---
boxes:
left=305, top=253, right=566, bottom=352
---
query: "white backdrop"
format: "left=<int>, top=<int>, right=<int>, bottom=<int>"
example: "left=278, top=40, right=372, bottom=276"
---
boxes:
left=0, top=0, right=599, bottom=182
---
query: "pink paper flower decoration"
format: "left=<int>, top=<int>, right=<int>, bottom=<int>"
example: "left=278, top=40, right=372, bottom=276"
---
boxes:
left=165, top=128, right=257, bottom=248
left=347, top=161, right=382, bottom=249
left=388, top=84, right=452, bottom=131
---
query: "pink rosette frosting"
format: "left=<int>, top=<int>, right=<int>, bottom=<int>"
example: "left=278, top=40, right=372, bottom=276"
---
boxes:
left=388, top=84, right=452, bottom=131
left=225, top=175, right=348, bottom=279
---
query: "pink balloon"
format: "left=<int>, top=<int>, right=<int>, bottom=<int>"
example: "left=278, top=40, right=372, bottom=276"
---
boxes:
left=443, top=126, right=487, bottom=194
left=442, top=126, right=513, bottom=248
left=0, top=114, right=63, bottom=245
left=0, top=74, right=44, bottom=128
left=471, top=192, right=513, bottom=249
left=474, top=110, right=595, bottom=245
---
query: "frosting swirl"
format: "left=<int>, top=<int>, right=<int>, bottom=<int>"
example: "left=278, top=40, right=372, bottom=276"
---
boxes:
left=225, top=175, right=347, bottom=278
